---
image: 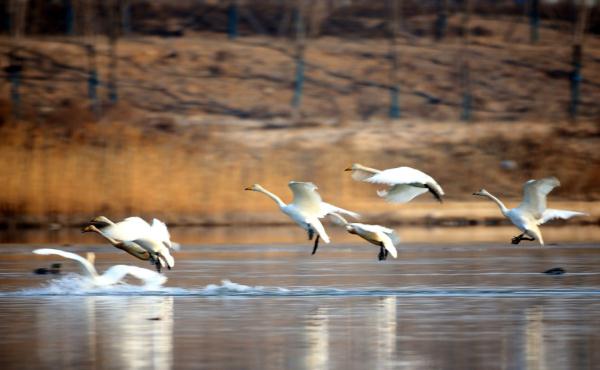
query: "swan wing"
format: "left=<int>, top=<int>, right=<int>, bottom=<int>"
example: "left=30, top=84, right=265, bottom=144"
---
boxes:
left=101, top=265, right=167, bottom=286
left=539, top=209, right=588, bottom=225
left=367, top=167, right=444, bottom=202
left=288, top=181, right=322, bottom=216
left=352, top=224, right=398, bottom=258
left=366, top=167, right=435, bottom=186
left=151, top=218, right=173, bottom=249
left=104, top=217, right=151, bottom=241
left=377, top=185, right=428, bottom=203
left=380, top=234, right=398, bottom=259
left=33, top=248, right=97, bottom=277
left=306, top=216, right=330, bottom=243
left=319, top=202, right=360, bottom=219
left=518, top=177, right=560, bottom=218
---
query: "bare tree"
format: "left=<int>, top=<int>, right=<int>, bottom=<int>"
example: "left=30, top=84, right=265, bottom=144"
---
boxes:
left=388, top=0, right=401, bottom=119
left=569, top=0, right=590, bottom=119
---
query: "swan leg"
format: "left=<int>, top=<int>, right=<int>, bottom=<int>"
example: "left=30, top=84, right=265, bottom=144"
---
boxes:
left=512, top=233, right=535, bottom=244
left=378, top=246, right=386, bottom=261
left=307, top=228, right=314, bottom=241
left=311, top=235, right=320, bottom=255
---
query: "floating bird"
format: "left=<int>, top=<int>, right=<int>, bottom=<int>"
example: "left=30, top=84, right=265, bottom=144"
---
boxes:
left=245, top=181, right=359, bottom=254
left=33, top=263, right=61, bottom=275
left=543, top=267, right=565, bottom=275
left=345, top=163, right=444, bottom=203
left=329, top=213, right=399, bottom=261
left=83, top=216, right=175, bottom=272
left=473, top=177, right=587, bottom=245
left=33, top=248, right=166, bottom=287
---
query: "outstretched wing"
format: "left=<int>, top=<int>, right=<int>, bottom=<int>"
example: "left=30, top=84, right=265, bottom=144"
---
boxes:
left=379, top=233, right=398, bottom=259
left=151, top=218, right=173, bottom=248
left=306, top=216, right=330, bottom=244
left=367, top=167, right=444, bottom=202
left=517, top=177, right=560, bottom=218
left=105, top=217, right=151, bottom=242
left=102, top=265, right=167, bottom=286
left=319, top=202, right=360, bottom=219
left=33, top=248, right=97, bottom=278
left=538, top=209, right=588, bottom=225
left=288, top=181, right=322, bottom=216
left=377, top=185, right=428, bottom=203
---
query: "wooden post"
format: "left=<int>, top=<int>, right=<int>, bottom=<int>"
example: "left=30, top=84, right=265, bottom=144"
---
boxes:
left=434, top=0, right=448, bottom=40
left=106, top=0, right=119, bottom=104
left=227, top=0, right=239, bottom=40
left=7, top=0, right=28, bottom=119
left=460, top=0, right=472, bottom=122
left=529, top=0, right=540, bottom=44
left=81, top=0, right=100, bottom=116
left=388, top=0, right=401, bottom=119
left=569, top=0, right=589, bottom=119
left=291, top=0, right=306, bottom=121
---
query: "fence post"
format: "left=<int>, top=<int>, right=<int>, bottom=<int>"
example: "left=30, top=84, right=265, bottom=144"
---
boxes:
left=107, top=0, right=119, bottom=104
left=569, top=1, right=589, bottom=120
left=460, top=0, right=472, bottom=122
left=6, top=54, right=22, bottom=120
left=65, top=0, right=74, bottom=35
left=86, top=44, right=100, bottom=116
left=227, top=0, right=239, bottom=40
left=291, top=0, right=306, bottom=121
left=529, top=0, right=539, bottom=44
left=388, top=0, right=401, bottom=119
left=434, top=0, right=448, bottom=40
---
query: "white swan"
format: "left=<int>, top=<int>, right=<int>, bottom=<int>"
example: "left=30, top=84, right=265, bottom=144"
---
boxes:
left=245, top=181, right=359, bottom=254
left=345, top=163, right=444, bottom=203
left=83, top=216, right=175, bottom=272
left=329, top=213, right=399, bottom=261
left=473, top=177, right=588, bottom=245
left=33, top=248, right=167, bottom=287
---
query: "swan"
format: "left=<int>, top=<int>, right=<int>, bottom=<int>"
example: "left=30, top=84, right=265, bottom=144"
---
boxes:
left=33, top=248, right=167, bottom=287
left=345, top=163, right=444, bottom=203
left=245, top=181, right=359, bottom=254
left=83, top=216, right=175, bottom=272
left=473, top=177, right=588, bottom=245
left=329, top=213, right=399, bottom=261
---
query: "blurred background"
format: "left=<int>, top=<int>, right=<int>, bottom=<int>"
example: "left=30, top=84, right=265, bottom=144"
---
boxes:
left=0, top=0, right=598, bottom=239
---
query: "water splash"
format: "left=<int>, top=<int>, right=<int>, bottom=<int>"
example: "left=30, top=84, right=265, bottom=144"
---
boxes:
left=2, top=277, right=600, bottom=297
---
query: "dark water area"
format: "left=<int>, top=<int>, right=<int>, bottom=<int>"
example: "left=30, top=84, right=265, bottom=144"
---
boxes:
left=0, top=234, right=599, bottom=369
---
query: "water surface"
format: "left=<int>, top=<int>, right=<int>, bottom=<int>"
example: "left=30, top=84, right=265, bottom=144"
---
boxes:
left=0, top=239, right=599, bottom=369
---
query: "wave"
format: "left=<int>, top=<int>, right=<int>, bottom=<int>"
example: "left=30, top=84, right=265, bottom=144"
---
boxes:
left=2, top=276, right=600, bottom=297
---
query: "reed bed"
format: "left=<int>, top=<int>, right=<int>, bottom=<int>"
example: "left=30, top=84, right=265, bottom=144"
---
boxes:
left=0, top=115, right=598, bottom=226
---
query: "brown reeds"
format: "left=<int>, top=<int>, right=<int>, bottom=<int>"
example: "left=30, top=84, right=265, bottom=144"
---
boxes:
left=0, top=113, right=598, bottom=227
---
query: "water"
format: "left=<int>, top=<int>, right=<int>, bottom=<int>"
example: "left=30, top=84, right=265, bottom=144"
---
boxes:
left=0, top=232, right=599, bottom=369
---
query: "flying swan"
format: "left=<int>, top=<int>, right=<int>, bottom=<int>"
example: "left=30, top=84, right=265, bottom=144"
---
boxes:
left=33, top=248, right=167, bottom=287
left=245, top=181, right=359, bottom=254
left=329, top=213, right=399, bottom=261
left=473, top=177, right=587, bottom=245
left=345, top=163, right=444, bottom=203
left=83, top=216, right=176, bottom=272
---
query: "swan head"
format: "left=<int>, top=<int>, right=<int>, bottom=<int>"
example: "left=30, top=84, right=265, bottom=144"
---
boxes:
left=88, top=216, right=113, bottom=228
left=82, top=224, right=100, bottom=233
left=244, top=184, right=265, bottom=192
left=345, top=163, right=365, bottom=172
left=472, top=189, right=491, bottom=197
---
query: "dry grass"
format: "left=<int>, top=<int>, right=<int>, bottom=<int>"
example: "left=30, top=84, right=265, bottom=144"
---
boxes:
left=0, top=113, right=598, bottom=226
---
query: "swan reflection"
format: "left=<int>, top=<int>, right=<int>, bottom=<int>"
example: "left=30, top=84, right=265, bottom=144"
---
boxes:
left=35, top=296, right=173, bottom=369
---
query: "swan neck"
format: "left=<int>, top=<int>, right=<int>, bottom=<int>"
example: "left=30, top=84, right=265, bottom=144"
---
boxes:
left=484, top=192, right=509, bottom=215
left=258, top=188, right=286, bottom=208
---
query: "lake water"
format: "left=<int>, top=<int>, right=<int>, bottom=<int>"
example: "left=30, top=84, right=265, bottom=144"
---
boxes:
left=0, top=226, right=599, bottom=369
